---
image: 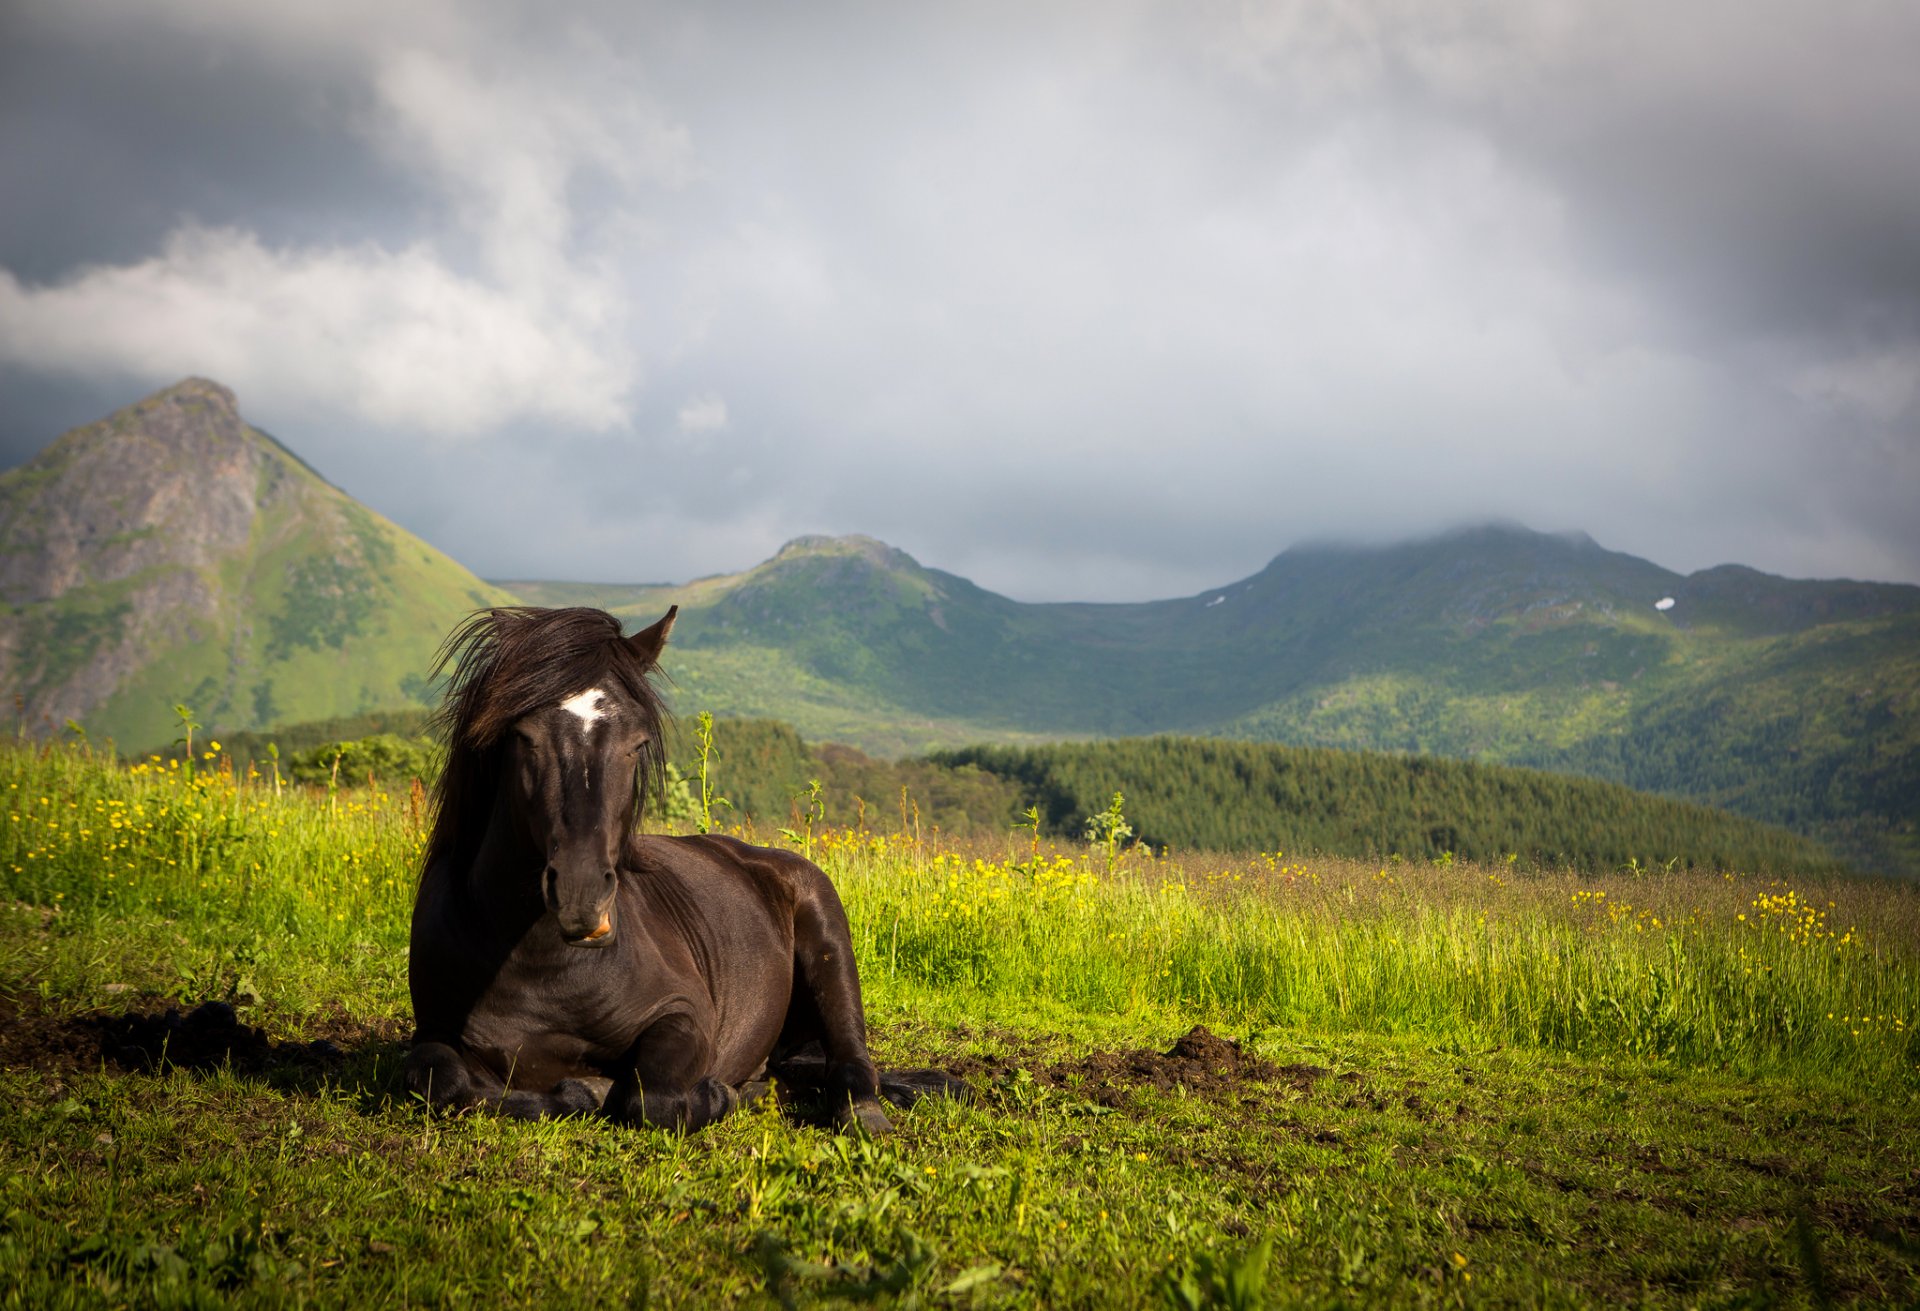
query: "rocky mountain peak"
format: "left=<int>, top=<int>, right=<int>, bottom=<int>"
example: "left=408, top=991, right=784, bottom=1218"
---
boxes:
left=0, top=378, right=510, bottom=748
left=0, top=379, right=293, bottom=606
left=140, top=375, right=241, bottom=422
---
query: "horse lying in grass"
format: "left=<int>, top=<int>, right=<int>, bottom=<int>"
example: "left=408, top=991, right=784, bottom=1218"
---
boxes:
left=404, top=605, right=948, bottom=1132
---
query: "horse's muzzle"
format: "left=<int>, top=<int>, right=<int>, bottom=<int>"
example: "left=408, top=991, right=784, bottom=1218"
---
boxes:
left=563, top=911, right=615, bottom=948
left=545, top=861, right=617, bottom=947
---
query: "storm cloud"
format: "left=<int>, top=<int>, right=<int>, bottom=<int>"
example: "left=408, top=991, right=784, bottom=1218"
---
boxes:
left=2, top=0, right=1915, bottom=599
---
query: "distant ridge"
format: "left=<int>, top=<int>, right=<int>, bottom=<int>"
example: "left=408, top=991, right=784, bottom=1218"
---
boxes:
left=501, top=527, right=1920, bottom=877
left=0, top=378, right=513, bottom=750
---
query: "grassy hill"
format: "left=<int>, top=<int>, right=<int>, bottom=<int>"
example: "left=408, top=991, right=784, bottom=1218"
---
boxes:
left=0, top=379, right=513, bottom=752
left=501, top=528, right=1920, bottom=875
left=673, top=720, right=1841, bottom=875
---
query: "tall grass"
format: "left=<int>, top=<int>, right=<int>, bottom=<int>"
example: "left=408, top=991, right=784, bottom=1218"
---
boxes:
left=829, top=834, right=1918, bottom=1083
left=2, top=740, right=1914, bottom=1086
left=0, top=741, right=418, bottom=1018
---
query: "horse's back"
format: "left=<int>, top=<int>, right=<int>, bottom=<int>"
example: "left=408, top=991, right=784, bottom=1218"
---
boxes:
left=629, top=832, right=839, bottom=913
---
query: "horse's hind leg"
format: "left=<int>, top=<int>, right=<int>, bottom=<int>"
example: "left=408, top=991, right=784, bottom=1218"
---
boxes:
left=498, top=1080, right=603, bottom=1120
left=879, top=1068, right=972, bottom=1108
left=791, top=871, right=891, bottom=1135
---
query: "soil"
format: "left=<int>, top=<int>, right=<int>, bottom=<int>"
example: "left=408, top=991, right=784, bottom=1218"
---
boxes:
left=949, top=1023, right=1329, bottom=1109
left=2, top=1001, right=1314, bottom=1118
left=0, top=994, right=107, bottom=1073
left=0, top=994, right=407, bottom=1084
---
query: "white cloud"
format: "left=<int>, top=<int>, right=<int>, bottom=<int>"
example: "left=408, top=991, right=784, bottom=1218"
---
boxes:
left=676, top=394, right=728, bottom=434
left=366, top=42, right=693, bottom=293
left=0, top=226, right=631, bottom=435
left=0, top=1, right=699, bottom=438
left=3, top=0, right=1916, bottom=594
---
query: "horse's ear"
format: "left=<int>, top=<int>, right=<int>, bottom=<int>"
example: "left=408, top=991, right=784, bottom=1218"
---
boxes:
left=628, top=605, right=677, bottom=665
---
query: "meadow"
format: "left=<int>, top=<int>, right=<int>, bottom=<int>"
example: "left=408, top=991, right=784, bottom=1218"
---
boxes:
left=1, top=738, right=1916, bottom=1307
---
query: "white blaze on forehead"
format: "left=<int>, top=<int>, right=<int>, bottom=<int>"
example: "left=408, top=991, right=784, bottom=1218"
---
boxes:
left=559, top=687, right=608, bottom=729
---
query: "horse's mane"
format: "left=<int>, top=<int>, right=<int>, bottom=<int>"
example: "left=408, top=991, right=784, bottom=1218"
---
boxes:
left=422, top=607, right=671, bottom=881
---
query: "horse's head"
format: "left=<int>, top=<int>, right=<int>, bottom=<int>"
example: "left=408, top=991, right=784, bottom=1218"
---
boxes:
left=500, top=607, right=676, bottom=948
left=427, top=603, right=677, bottom=950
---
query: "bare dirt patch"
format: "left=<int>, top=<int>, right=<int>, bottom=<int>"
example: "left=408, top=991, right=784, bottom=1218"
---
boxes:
left=99, top=1000, right=346, bottom=1074
left=5, top=1004, right=1316, bottom=1125
left=951, top=1024, right=1330, bottom=1108
left=0, top=995, right=407, bottom=1084
left=0, top=995, right=108, bottom=1073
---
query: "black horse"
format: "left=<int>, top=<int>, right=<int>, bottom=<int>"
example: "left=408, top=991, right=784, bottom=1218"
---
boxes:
left=404, top=605, right=899, bottom=1133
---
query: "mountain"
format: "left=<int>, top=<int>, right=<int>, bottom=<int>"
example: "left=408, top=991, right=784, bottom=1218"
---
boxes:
left=503, top=528, right=1920, bottom=876
left=0, top=379, right=511, bottom=751
left=2, top=381, right=1910, bottom=873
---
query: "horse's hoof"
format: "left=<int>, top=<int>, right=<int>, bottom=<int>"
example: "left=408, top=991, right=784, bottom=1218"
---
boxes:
left=838, top=1099, right=893, bottom=1137
left=550, top=1079, right=606, bottom=1116
left=578, top=1076, right=616, bottom=1108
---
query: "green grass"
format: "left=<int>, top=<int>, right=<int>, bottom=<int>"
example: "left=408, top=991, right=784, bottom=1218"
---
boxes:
left=2, top=740, right=1916, bottom=1307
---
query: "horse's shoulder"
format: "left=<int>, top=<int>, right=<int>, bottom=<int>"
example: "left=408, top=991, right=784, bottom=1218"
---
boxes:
left=630, top=835, right=828, bottom=936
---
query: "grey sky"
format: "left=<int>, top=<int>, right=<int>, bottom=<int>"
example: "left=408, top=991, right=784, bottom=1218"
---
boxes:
left=2, top=0, right=1916, bottom=601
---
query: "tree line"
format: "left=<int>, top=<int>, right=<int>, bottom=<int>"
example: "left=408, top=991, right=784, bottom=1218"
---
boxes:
left=164, top=712, right=1845, bottom=874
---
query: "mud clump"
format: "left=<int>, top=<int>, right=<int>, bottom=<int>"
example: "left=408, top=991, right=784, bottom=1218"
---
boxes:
left=956, top=1024, right=1331, bottom=1109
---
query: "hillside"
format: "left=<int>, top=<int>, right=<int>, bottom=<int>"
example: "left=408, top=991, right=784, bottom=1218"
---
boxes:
left=669, top=718, right=1838, bottom=875
left=0, top=379, right=512, bottom=751
left=502, top=529, right=1920, bottom=876
left=203, top=709, right=1841, bottom=875
left=932, top=737, right=1841, bottom=875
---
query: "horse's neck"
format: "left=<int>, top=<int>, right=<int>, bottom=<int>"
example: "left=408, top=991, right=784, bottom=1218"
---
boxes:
left=459, top=781, right=546, bottom=931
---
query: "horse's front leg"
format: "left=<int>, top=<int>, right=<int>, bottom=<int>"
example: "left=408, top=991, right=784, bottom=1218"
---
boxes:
left=605, top=1012, right=742, bottom=1133
left=404, top=1041, right=601, bottom=1119
left=405, top=1040, right=497, bottom=1110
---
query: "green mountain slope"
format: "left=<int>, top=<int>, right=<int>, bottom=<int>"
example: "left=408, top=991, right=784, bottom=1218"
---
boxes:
left=0, top=379, right=513, bottom=751
left=501, top=528, right=1919, bottom=875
